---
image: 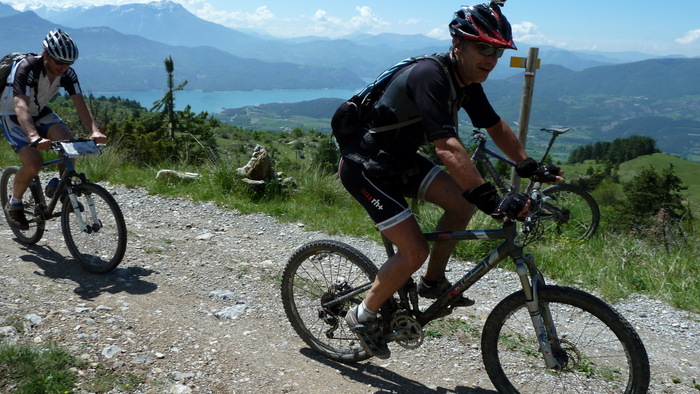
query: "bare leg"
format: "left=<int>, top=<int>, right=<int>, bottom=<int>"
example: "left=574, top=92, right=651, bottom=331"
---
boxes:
left=12, top=147, right=44, bottom=200
left=421, top=171, right=476, bottom=281
left=46, top=123, right=73, bottom=175
left=361, top=216, right=429, bottom=313
left=10, top=121, right=72, bottom=200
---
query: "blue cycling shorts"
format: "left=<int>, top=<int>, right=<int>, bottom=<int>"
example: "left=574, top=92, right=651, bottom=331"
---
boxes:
left=1, top=111, right=65, bottom=152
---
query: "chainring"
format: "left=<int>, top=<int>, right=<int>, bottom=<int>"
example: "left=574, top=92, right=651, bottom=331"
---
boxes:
left=390, top=312, right=423, bottom=349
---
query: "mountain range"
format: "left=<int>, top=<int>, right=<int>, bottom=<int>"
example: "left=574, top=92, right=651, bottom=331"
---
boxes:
left=0, top=1, right=698, bottom=161
left=0, top=0, right=686, bottom=86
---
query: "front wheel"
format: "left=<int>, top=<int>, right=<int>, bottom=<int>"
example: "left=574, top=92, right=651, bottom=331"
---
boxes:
left=61, top=182, right=127, bottom=273
left=536, top=183, right=600, bottom=240
left=0, top=167, right=46, bottom=244
left=481, top=285, right=649, bottom=393
left=281, top=240, right=378, bottom=363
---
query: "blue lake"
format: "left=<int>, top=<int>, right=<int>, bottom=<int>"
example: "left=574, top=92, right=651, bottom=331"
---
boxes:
left=91, top=88, right=360, bottom=114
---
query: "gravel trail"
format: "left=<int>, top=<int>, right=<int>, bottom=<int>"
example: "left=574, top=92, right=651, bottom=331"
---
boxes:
left=0, top=183, right=698, bottom=393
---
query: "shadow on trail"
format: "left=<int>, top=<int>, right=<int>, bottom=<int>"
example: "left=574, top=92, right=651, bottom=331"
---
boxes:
left=299, top=348, right=496, bottom=394
left=18, top=243, right=157, bottom=300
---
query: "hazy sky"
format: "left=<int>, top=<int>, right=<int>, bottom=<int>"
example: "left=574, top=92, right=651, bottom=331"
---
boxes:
left=5, top=0, right=700, bottom=57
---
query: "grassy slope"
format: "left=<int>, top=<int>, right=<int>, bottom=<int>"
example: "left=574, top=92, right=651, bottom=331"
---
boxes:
left=617, top=153, right=700, bottom=213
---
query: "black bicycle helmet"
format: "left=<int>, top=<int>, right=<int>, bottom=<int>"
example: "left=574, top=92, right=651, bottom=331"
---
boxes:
left=43, top=29, right=79, bottom=63
left=449, top=2, right=517, bottom=50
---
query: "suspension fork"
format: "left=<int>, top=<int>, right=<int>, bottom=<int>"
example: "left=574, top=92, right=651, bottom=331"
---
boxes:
left=63, top=169, right=101, bottom=233
left=514, top=253, right=563, bottom=369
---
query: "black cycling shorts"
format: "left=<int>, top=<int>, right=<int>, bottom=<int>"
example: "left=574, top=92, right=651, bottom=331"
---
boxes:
left=338, top=154, right=443, bottom=231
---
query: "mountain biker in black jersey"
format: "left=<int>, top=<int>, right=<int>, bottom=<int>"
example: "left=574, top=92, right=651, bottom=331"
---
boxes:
left=0, top=29, right=107, bottom=230
left=333, top=2, right=563, bottom=359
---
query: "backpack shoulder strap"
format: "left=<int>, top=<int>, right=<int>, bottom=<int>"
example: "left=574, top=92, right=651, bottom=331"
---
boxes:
left=367, top=54, right=456, bottom=133
left=1, top=52, right=38, bottom=86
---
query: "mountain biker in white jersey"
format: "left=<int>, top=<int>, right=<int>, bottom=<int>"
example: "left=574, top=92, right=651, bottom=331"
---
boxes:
left=333, top=2, right=563, bottom=359
left=0, top=29, right=107, bottom=230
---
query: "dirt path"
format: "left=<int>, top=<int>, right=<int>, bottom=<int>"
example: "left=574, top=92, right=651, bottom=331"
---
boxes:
left=0, top=184, right=698, bottom=393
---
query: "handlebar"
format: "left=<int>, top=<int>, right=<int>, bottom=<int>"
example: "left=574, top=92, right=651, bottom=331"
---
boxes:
left=51, top=139, right=103, bottom=158
left=50, top=138, right=96, bottom=148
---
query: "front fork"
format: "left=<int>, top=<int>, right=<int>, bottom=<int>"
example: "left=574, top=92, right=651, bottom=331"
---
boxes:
left=515, top=253, right=563, bottom=370
left=65, top=186, right=101, bottom=233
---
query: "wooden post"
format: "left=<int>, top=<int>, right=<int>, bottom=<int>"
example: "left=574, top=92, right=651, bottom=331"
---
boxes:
left=509, top=47, right=540, bottom=192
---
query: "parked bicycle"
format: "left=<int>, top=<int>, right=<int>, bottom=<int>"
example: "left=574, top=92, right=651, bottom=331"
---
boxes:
left=282, top=208, right=649, bottom=392
left=470, top=126, right=600, bottom=240
left=1, top=139, right=127, bottom=273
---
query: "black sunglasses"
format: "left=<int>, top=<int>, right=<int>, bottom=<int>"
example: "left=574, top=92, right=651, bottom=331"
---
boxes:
left=475, top=42, right=506, bottom=58
left=52, top=57, right=74, bottom=66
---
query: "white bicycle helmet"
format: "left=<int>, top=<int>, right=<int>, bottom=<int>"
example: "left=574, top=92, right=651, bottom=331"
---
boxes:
left=43, top=29, right=79, bottom=63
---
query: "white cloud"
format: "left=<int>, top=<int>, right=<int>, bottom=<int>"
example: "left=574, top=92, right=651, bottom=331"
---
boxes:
left=347, top=6, right=389, bottom=33
left=305, top=9, right=343, bottom=36
left=401, top=18, right=422, bottom=26
left=296, top=6, right=389, bottom=38
left=512, top=21, right=567, bottom=48
left=193, top=4, right=277, bottom=30
left=676, top=29, right=700, bottom=45
left=426, top=27, right=449, bottom=40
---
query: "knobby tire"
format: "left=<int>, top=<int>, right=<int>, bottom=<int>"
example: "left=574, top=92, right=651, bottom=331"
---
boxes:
left=0, top=167, right=46, bottom=244
left=537, top=183, right=600, bottom=241
left=481, top=285, right=649, bottom=393
left=281, top=240, right=378, bottom=363
left=61, top=182, right=127, bottom=273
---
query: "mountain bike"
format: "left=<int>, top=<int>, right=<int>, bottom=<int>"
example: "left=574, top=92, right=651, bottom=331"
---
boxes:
left=1, top=139, right=127, bottom=273
left=470, top=126, right=600, bottom=240
left=281, top=212, right=649, bottom=393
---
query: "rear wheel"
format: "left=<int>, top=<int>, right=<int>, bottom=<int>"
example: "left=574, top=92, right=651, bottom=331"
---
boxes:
left=281, top=240, right=378, bottom=363
left=536, top=183, right=600, bottom=240
left=0, top=167, right=46, bottom=244
left=61, top=182, right=127, bottom=273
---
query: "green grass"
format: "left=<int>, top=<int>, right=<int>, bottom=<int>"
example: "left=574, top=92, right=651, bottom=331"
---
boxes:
left=0, top=342, right=79, bottom=393
left=423, top=317, right=480, bottom=341
left=1, top=142, right=698, bottom=313
left=1, top=134, right=699, bottom=389
left=533, top=233, right=699, bottom=311
left=617, top=153, right=700, bottom=214
left=0, top=338, right=144, bottom=393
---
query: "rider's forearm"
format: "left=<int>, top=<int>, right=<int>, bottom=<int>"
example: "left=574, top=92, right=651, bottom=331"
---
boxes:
left=434, top=137, right=485, bottom=190
left=13, top=96, right=40, bottom=140
left=71, top=94, right=103, bottom=136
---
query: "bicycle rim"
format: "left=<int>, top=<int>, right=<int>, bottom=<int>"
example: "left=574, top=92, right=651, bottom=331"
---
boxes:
left=482, top=286, right=649, bottom=393
left=281, top=240, right=377, bottom=363
left=537, top=184, right=600, bottom=241
left=61, top=183, right=127, bottom=273
left=0, top=167, right=46, bottom=244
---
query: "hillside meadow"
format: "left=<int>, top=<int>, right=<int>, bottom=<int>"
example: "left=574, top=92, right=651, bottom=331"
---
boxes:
left=0, top=122, right=696, bottom=314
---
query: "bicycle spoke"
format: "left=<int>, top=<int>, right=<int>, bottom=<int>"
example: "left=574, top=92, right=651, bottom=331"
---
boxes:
left=62, top=183, right=126, bottom=273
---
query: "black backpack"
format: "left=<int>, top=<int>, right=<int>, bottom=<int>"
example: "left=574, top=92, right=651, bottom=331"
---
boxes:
left=0, top=52, right=37, bottom=86
left=331, top=54, right=452, bottom=145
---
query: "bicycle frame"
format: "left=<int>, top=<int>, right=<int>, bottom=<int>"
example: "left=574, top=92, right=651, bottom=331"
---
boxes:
left=322, top=220, right=564, bottom=369
left=34, top=141, right=101, bottom=233
left=39, top=155, right=78, bottom=215
left=469, top=126, right=570, bottom=194
left=469, top=131, right=517, bottom=194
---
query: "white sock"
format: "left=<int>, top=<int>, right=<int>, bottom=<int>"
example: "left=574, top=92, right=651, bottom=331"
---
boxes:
left=10, top=197, right=22, bottom=205
left=357, top=300, right=377, bottom=322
